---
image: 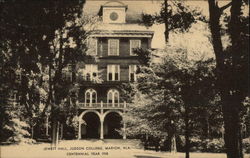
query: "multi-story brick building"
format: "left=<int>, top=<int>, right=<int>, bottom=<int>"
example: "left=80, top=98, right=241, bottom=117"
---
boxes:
left=77, top=1, right=154, bottom=140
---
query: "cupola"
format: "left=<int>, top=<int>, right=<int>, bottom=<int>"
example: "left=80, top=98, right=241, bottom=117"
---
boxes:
left=98, top=1, right=128, bottom=24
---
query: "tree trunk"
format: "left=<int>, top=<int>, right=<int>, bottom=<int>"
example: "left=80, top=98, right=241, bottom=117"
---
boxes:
left=51, top=30, right=64, bottom=147
left=171, top=134, right=177, bottom=154
left=51, top=118, right=58, bottom=147
left=208, top=1, right=245, bottom=157
left=221, top=92, right=241, bottom=158
left=206, top=114, right=210, bottom=138
left=184, top=105, right=190, bottom=158
left=164, top=0, right=169, bottom=43
left=31, top=125, right=34, bottom=139
left=239, top=126, right=243, bottom=158
left=60, top=124, right=63, bottom=140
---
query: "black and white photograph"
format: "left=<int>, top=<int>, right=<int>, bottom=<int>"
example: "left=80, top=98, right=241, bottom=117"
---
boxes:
left=0, top=0, right=249, bottom=158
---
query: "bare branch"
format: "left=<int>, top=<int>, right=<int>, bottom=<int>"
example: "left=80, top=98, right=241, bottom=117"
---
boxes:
left=219, top=2, right=232, bottom=12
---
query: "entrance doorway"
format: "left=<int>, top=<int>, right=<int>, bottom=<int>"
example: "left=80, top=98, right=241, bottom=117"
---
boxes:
left=104, top=112, right=122, bottom=139
left=81, top=112, right=100, bottom=139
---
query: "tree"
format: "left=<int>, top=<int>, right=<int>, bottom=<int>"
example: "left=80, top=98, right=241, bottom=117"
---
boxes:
left=0, top=0, right=88, bottom=146
left=123, top=42, right=218, bottom=156
left=142, top=1, right=204, bottom=43
left=141, top=1, right=208, bottom=154
left=207, top=0, right=249, bottom=157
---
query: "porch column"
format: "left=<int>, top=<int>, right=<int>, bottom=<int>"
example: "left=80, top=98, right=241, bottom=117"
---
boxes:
left=100, top=101, right=104, bottom=139
left=123, top=102, right=127, bottom=139
left=123, top=121, right=126, bottom=139
left=100, top=120, right=104, bottom=139
left=78, top=121, right=81, bottom=140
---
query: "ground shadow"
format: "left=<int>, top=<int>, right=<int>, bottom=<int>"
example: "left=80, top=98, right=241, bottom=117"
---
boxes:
left=134, top=155, right=162, bottom=158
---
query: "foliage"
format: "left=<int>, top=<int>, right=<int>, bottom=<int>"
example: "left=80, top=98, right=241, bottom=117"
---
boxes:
left=0, top=0, right=89, bottom=143
left=123, top=42, right=220, bottom=152
left=243, top=138, right=250, bottom=153
left=4, top=118, right=35, bottom=144
left=142, top=1, right=206, bottom=32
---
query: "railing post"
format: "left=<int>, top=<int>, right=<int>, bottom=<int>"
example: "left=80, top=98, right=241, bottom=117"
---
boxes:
left=101, top=101, right=104, bottom=114
left=101, top=101, right=103, bottom=108
left=124, top=101, right=126, bottom=109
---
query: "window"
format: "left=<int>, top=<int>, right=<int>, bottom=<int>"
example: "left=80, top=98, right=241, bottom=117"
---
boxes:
left=85, top=64, right=98, bottom=81
left=130, top=40, right=141, bottom=55
left=107, top=65, right=120, bottom=81
left=85, top=89, right=97, bottom=106
left=86, top=38, right=97, bottom=56
left=129, top=65, right=137, bottom=82
left=107, top=89, right=119, bottom=106
left=108, top=39, right=119, bottom=56
left=108, top=92, right=113, bottom=104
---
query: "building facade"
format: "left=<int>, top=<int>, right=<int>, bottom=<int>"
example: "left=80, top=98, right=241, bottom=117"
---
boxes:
left=77, top=1, right=154, bottom=140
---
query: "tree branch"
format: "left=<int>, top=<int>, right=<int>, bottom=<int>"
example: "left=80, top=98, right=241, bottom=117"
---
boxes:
left=219, top=2, right=232, bottom=12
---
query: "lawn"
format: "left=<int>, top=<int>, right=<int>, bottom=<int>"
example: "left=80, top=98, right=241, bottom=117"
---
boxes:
left=0, top=140, right=249, bottom=158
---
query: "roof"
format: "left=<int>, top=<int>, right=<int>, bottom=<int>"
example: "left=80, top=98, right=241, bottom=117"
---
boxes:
left=90, top=23, right=154, bottom=38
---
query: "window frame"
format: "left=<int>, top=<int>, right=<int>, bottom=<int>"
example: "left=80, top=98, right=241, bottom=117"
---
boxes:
left=129, top=65, right=137, bottom=82
left=85, top=64, right=98, bottom=81
left=85, top=89, right=97, bottom=106
left=107, top=64, right=120, bottom=81
left=108, top=39, right=119, bottom=56
left=130, top=39, right=141, bottom=56
left=107, top=89, right=120, bottom=106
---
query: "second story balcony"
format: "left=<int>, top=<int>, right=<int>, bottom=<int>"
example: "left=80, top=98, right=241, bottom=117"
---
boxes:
left=78, top=101, right=127, bottom=109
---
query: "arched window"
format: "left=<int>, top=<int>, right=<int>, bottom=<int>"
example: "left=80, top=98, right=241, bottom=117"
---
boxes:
left=85, top=89, right=97, bottom=106
left=114, top=91, right=119, bottom=103
left=107, top=89, right=119, bottom=106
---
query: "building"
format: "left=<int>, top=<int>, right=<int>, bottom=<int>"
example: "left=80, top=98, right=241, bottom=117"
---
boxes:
left=77, top=1, right=154, bottom=140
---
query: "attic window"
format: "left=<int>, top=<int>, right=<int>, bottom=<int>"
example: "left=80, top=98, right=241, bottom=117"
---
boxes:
left=110, top=12, right=119, bottom=21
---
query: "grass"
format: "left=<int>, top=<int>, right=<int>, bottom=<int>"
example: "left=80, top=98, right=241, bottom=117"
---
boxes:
left=0, top=140, right=249, bottom=158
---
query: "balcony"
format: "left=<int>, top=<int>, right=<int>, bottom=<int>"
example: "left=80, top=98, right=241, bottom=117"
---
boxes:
left=78, top=101, right=127, bottom=109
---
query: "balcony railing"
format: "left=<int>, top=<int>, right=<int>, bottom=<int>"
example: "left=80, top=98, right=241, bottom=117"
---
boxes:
left=78, top=101, right=126, bottom=109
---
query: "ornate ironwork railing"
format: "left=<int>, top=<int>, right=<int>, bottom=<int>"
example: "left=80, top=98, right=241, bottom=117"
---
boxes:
left=78, top=101, right=126, bottom=109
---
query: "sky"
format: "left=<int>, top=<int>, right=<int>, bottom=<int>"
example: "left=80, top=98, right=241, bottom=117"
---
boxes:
left=83, top=0, right=247, bottom=49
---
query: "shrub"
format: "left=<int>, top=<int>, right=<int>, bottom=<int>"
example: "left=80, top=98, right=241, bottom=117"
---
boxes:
left=204, top=138, right=225, bottom=153
left=243, top=138, right=250, bottom=153
left=177, top=136, right=225, bottom=153
left=4, top=118, right=35, bottom=144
